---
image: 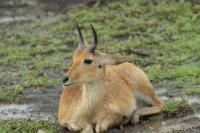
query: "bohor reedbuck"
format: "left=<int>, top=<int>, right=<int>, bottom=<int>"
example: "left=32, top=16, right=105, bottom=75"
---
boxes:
left=58, top=24, right=164, bottom=133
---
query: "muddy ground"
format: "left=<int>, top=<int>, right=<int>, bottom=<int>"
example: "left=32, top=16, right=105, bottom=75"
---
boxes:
left=0, top=0, right=200, bottom=133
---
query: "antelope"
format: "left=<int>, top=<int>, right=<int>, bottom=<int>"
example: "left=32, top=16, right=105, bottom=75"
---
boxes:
left=58, top=24, right=164, bottom=133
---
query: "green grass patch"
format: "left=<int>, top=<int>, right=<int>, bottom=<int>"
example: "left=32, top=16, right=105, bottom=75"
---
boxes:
left=184, top=87, right=200, bottom=95
left=147, top=65, right=200, bottom=80
left=159, top=66, right=200, bottom=80
left=21, top=76, right=59, bottom=88
left=0, top=85, right=23, bottom=103
left=163, top=99, right=192, bottom=116
left=0, top=119, right=58, bottom=133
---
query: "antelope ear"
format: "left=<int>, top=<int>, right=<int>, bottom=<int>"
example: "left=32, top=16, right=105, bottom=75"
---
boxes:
left=97, top=53, right=131, bottom=66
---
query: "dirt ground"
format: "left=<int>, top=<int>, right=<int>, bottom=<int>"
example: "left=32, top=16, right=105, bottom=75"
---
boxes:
left=0, top=0, right=200, bottom=133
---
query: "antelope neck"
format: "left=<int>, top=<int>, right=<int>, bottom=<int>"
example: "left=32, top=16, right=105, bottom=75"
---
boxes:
left=82, top=81, right=104, bottom=105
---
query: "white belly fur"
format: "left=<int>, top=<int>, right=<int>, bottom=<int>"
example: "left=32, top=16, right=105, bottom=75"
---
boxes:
left=124, top=97, right=137, bottom=117
left=124, top=90, right=155, bottom=117
left=134, top=90, right=155, bottom=106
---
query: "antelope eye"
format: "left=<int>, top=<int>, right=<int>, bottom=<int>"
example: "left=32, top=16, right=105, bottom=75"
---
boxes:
left=84, top=59, right=93, bottom=65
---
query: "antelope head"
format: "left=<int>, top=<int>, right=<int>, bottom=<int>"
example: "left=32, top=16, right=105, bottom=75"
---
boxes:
left=63, top=24, right=129, bottom=87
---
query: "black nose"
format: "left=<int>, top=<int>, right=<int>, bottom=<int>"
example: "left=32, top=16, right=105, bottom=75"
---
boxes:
left=63, top=76, right=69, bottom=83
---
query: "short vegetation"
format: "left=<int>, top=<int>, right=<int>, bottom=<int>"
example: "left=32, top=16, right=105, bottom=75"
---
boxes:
left=0, top=120, right=58, bottom=133
left=163, top=99, right=192, bottom=116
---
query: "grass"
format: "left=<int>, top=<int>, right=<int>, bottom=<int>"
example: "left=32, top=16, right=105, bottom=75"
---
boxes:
left=163, top=99, right=192, bottom=116
left=0, top=119, right=58, bottom=133
left=184, top=87, right=200, bottom=95
left=0, top=85, right=23, bottom=103
left=146, top=65, right=200, bottom=85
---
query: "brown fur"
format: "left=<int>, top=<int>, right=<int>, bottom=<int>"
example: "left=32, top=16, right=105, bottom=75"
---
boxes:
left=58, top=25, right=164, bottom=133
left=58, top=48, right=164, bottom=133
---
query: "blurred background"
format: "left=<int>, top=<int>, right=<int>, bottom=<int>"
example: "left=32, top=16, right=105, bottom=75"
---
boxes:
left=0, top=0, right=200, bottom=133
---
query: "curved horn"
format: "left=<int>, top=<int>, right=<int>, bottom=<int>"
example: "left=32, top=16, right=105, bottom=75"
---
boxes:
left=88, top=24, right=97, bottom=52
left=76, top=23, right=85, bottom=49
